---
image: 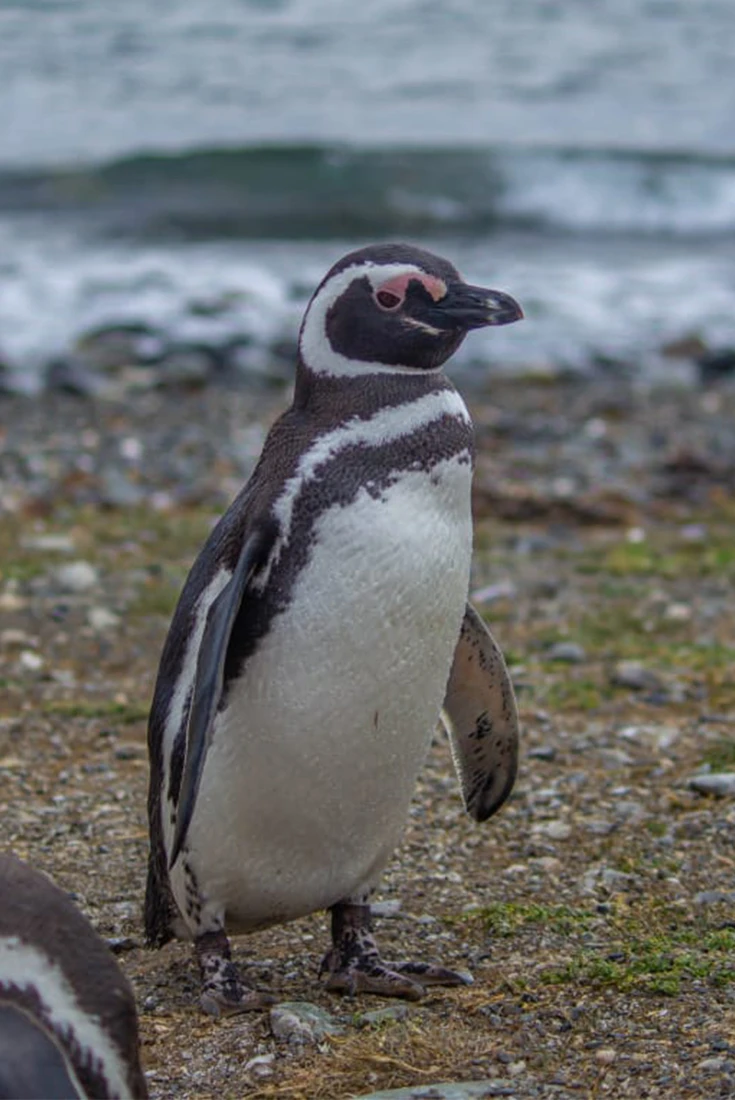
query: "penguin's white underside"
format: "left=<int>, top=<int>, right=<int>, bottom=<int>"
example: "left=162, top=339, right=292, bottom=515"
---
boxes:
left=165, top=444, right=474, bottom=933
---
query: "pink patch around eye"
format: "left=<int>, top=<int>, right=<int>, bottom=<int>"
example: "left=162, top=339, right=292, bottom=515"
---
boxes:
left=376, top=272, right=447, bottom=302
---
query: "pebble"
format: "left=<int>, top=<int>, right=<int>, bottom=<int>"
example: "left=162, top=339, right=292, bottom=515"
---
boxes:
left=470, top=580, right=517, bottom=604
left=87, top=606, right=121, bottom=632
left=356, top=1005, right=410, bottom=1028
left=53, top=561, right=99, bottom=593
left=18, top=650, right=44, bottom=672
left=610, top=661, right=661, bottom=691
left=546, top=641, right=586, bottom=664
left=694, top=890, right=735, bottom=906
left=689, top=773, right=735, bottom=797
left=244, top=1054, right=275, bottom=1079
left=595, top=1048, right=617, bottom=1065
left=270, top=1001, right=343, bottom=1044
left=20, top=534, right=75, bottom=553
left=618, top=724, right=679, bottom=750
left=527, top=745, right=557, bottom=761
left=537, top=820, right=572, bottom=841
left=352, top=1083, right=517, bottom=1099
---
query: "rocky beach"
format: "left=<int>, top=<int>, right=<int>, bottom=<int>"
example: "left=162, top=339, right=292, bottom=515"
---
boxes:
left=2, top=366, right=735, bottom=1098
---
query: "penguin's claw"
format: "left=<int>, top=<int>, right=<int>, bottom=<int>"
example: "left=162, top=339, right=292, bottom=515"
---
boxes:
left=323, top=957, right=425, bottom=1000
left=195, top=927, right=275, bottom=1016
left=200, top=985, right=276, bottom=1017
left=322, top=901, right=473, bottom=1000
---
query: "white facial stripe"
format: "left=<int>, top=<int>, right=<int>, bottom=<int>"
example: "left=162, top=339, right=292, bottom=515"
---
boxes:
left=162, top=566, right=232, bottom=842
left=299, top=260, right=444, bottom=378
left=404, top=316, right=442, bottom=337
left=0, top=937, right=131, bottom=1098
left=254, top=388, right=470, bottom=590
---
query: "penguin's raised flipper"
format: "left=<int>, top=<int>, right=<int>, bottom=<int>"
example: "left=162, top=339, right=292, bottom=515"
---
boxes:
left=170, top=522, right=276, bottom=868
left=441, top=601, right=519, bottom=822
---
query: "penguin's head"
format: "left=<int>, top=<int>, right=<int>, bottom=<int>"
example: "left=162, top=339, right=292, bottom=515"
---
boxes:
left=298, top=243, right=523, bottom=378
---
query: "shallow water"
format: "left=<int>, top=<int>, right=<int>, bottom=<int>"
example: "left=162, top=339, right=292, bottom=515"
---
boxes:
left=1, top=0, right=734, bottom=384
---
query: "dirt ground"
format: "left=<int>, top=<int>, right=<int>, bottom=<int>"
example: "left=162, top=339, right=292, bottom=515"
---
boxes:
left=2, top=378, right=735, bottom=1099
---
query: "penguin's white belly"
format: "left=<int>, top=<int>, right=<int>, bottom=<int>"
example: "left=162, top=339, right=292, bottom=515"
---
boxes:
left=178, top=455, right=472, bottom=931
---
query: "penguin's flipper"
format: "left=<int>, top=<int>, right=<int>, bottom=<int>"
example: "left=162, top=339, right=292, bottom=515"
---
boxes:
left=170, top=522, right=276, bottom=868
left=441, top=601, right=519, bottom=822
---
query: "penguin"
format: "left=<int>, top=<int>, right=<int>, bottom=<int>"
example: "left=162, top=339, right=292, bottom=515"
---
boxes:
left=145, top=243, right=522, bottom=1015
left=0, top=853, right=148, bottom=1099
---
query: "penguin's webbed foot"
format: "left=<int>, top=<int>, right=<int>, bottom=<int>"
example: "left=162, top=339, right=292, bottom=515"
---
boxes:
left=321, top=902, right=472, bottom=1001
left=195, top=929, right=275, bottom=1017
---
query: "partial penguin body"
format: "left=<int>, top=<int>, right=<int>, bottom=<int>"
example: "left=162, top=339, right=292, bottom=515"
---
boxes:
left=145, top=244, right=522, bottom=1010
left=0, top=854, right=147, bottom=1099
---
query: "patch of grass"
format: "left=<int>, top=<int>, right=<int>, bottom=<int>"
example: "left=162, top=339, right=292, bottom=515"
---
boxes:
left=541, top=924, right=735, bottom=996
left=542, top=676, right=608, bottom=712
left=128, top=574, right=184, bottom=618
left=41, top=700, right=149, bottom=724
left=701, top=738, right=735, bottom=773
left=576, top=535, right=735, bottom=581
left=463, top=901, right=593, bottom=937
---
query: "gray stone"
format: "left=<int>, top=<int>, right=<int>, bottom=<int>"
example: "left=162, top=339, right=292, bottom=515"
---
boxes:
left=694, top=890, right=735, bottom=906
left=270, top=1001, right=343, bottom=1044
left=87, top=606, right=121, bottom=632
left=527, top=745, right=557, bottom=761
left=547, top=641, right=586, bottom=664
left=352, top=1082, right=516, bottom=1099
left=610, top=661, right=661, bottom=691
left=689, top=773, right=735, bottom=797
left=54, top=560, right=99, bottom=593
left=356, top=1004, right=410, bottom=1028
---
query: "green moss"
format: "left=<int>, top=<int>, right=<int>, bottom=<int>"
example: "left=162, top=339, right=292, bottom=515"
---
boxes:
left=464, top=902, right=593, bottom=937
left=41, top=700, right=149, bottom=724
left=701, top=738, right=735, bottom=773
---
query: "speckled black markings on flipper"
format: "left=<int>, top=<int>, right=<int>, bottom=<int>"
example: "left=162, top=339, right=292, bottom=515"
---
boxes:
left=441, top=602, right=519, bottom=823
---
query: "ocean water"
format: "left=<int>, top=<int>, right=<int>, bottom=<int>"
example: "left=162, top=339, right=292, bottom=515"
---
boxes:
left=1, top=0, right=734, bottom=387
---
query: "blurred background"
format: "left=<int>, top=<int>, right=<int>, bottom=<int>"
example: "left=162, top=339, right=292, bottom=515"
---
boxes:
left=1, top=0, right=734, bottom=391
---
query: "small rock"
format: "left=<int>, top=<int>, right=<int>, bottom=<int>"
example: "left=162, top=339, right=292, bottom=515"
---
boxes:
left=538, top=820, right=572, bottom=841
left=610, top=661, right=661, bottom=691
left=689, top=773, right=735, bottom=797
left=105, top=936, right=137, bottom=954
left=618, top=724, right=679, bottom=750
left=371, top=898, right=402, bottom=918
left=87, top=606, right=121, bottom=632
left=115, top=743, right=143, bottom=761
left=547, top=641, right=586, bottom=664
left=694, top=890, right=735, bottom=906
left=697, top=1056, right=727, bottom=1073
left=663, top=602, right=691, bottom=622
left=595, top=1048, right=617, bottom=1065
left=244, top=1053, right=275, bottom=1079
left=527, top=745, right=556, bottom=761
left=357, top=1004, right=410, bottom=1028
left=98, top=470, right=146, bottom=508
left=18, top=649, right=44, bottom=672
left=0, top=629, right=37, bottom=648
left=20, top=534, right=76, bottom=553
left=352, top=1082, right=516, bottom=1099
left=54, top=561, right=99, bottom=593
left=270, top=1001, right=343, bottom=1044
left=470, top=580, right=517, bottom=604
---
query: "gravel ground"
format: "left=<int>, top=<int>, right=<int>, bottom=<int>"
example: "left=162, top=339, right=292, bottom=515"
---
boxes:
left=2, top=376, right=735, bottom=1099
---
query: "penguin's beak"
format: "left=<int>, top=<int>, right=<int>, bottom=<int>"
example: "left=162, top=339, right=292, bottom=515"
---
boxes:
left=437, top=282, right=524, bottom=330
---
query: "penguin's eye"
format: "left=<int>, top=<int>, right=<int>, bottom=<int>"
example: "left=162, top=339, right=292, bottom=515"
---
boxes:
left=375, top=289, right=403, bottom=310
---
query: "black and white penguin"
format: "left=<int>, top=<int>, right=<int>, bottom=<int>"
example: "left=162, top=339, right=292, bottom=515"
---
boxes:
left=145, top=243, right=523, bottom=1015
left=0, top=853, right=148, bottom=1099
